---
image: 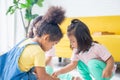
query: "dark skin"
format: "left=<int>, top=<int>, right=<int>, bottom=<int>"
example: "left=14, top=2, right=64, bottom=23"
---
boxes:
left=32, top=35, right=59, bottom=80
left=34, top=67, right=59, bottom=80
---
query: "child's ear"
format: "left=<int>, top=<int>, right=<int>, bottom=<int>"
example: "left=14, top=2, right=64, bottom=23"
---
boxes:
left=43, top=34, right=50, bottom=41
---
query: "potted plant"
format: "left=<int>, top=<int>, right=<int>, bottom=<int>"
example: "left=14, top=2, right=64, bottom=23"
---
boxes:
left=6, top=0, right=44, bottom=36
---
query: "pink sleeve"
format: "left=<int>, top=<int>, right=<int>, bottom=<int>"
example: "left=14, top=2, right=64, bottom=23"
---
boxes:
left=45, top=47, right=56, bottom=57
left=95, top=44, right=111, bottom=61
left=71, top=49, right=79, bottom=61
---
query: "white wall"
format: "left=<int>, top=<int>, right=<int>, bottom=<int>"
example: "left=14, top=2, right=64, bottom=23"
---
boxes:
left=15, top=10, right=26, bottom=44
left=1, top=0, right=120, bottom=53
left=0, top=0, right=15, bottom=53
left=33, top=0, right=120, bottom=17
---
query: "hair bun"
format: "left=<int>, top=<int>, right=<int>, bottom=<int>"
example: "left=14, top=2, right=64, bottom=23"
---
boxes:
left=42, top=6, right=65, bottom=25
left=71, top=19, right=80, bottom=24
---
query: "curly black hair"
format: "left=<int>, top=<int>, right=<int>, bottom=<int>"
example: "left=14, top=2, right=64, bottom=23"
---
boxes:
left=36, top=6, right=65, bottom=41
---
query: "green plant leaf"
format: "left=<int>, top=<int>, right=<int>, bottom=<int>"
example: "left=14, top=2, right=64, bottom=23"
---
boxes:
left=27, top=0, right=38, bottom=6
left=20, top=3, right=28, bottom=8
left=6, top=6, right=17, bottom=15
left=25, top=0, right=32, bottom=8
left=25, top=9, right=32, bottom=20
left=13, top=0, right=18, bottom=4
left=37, top=0, right=44, bottom=7
left=6, top=6, right=13, bottom=14
left=32, top=14, right=39, bottom=19
left=26, top=0, right=31, bottom=4
left=32, top=0, right=38, bottom=4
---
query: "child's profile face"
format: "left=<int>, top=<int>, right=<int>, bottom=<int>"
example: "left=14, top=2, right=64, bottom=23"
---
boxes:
left=40, top=34, right=58, bottom=51
left=68, top=35, right=78, bottom=49
left=43, top=41, right=57, bottom=51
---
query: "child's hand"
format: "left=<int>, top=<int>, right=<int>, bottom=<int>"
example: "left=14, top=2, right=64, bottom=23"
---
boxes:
left=73, top=77, right=82, bottom=80
left=102, top=68, right=112, bottom=78
left=52, top=71, right=61, bottom=77
left=52, top=76, right=60, bottom=80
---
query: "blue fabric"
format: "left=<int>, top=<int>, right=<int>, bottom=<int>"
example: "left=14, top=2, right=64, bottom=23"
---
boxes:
left=87, top=59, right=112, bottom=80
left=0, top=39, right=38, bottom=80
left=77, top=60, right=92, bottom=80
left=77, top=60, right=113, bottom=80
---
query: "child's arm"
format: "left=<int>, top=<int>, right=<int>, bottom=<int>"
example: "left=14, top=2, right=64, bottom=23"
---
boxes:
left=34, top=67, right=59, bottom=80
left=53, top=61, right=78, bottom=76
left=102, top=56, right=114, bottom=78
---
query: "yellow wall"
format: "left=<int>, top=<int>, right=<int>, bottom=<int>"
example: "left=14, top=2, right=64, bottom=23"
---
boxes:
left=92, top=35, right=120, bottom=62
left=56, top=15, right=120, bottom=62
left=60, top=15, right=120, bottom=34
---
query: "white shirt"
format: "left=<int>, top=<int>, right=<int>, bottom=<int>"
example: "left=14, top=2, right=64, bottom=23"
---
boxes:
left=45, top=47, right=56, bottom=66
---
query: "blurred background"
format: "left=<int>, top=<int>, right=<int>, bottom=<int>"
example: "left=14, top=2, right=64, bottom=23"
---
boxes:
left=0, top=0, right=120, bottom=79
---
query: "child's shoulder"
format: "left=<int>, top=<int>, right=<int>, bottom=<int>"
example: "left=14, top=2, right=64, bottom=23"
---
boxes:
left=92, top=42, right=102, bottom=46
left=91, top=42, right=106, bottom=51
left=19, top=38, right=44, bottom=54
left=92, top=42, right=104, bottom=49
left=18, top=38, right=35, bottom=47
